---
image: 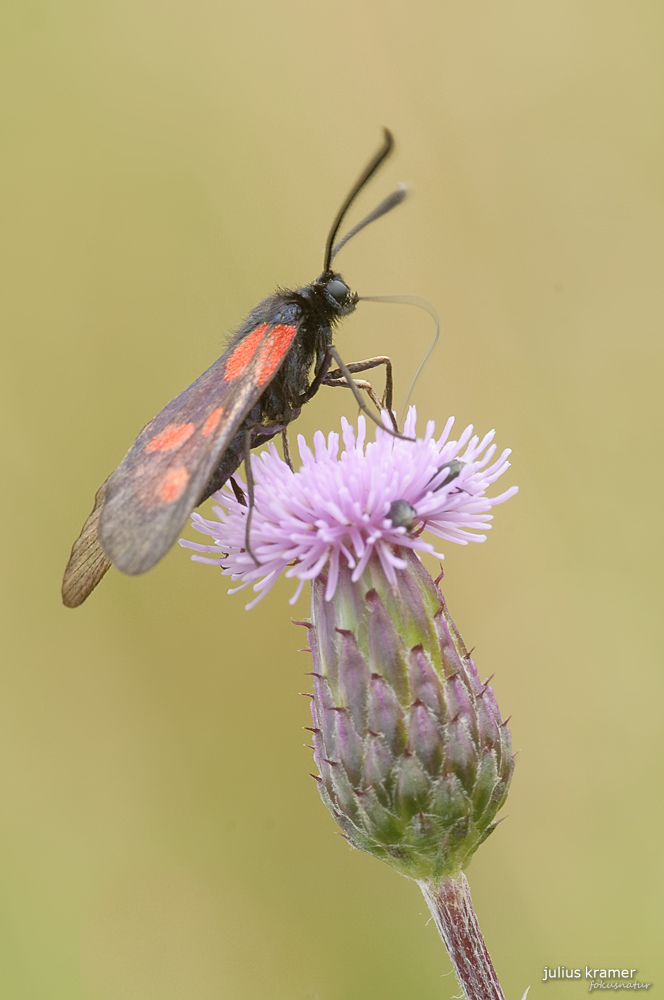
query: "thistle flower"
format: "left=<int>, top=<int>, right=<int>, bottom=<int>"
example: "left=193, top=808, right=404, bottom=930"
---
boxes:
left=181, top=407, right=517, bottom=608
left=182, top=408, right=518, bottom=1000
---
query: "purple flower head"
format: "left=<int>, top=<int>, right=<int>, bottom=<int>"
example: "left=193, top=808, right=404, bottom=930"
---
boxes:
left=180, top=408, right=517, bottom=608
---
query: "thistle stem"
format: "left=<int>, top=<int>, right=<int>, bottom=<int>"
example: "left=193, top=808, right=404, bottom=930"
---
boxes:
left=419, top=874, right=506, bottom=1000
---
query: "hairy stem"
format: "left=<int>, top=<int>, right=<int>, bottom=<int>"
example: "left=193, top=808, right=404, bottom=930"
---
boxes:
left=419, top=874, right=506, bottom=1000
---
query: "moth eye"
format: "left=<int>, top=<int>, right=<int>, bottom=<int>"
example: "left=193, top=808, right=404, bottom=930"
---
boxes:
left=326, top=279, right=350, bottom=303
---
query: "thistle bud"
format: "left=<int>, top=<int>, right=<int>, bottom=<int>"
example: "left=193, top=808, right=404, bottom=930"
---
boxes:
left=306, top=549, right=513, bottom=883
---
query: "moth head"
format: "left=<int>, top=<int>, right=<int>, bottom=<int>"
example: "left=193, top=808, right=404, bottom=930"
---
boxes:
left=317, top=272, right=358, bottom=316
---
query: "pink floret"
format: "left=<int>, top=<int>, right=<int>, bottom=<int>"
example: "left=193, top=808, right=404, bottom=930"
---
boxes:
left=180, top=408, right=518, bottom=608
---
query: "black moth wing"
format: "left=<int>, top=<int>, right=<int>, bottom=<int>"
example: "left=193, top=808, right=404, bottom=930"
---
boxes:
left=97, top=302, right=304, bottom=575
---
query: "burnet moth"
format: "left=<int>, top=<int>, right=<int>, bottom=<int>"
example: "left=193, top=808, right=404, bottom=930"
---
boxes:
left=62, top=129, right=411, bottom=607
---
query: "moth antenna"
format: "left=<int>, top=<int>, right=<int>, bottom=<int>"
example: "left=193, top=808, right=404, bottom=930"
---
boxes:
left=323, top=129, right=394, bottom=273
left=358, top=294, right=440, bottom=420
left=330, top=184, right=409, bottom=262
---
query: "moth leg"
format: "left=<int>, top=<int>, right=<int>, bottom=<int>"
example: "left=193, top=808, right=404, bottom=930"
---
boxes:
left=297, top=349, right=333, bottom=406
left=325, top=355, right=394, bottom=412
left=281, top=428, right=293, bottom=471
left=243, top=427, right=260, bottom=566
left=323, top=376, right=384, bottom=414
left=325, top=347, right=410, bottom=439
left=323, top=353, right=399, bottom=433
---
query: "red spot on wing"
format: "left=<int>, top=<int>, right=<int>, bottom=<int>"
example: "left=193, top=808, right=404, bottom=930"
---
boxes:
left=158, top=466, right=189, bottom=503
left=255, top=325, right=298, bottom=385
left=224, top=324, right=268, bottom=381
left=146, top=422, right=195, bottom=453
left=202, top=406, right=224, bottom=436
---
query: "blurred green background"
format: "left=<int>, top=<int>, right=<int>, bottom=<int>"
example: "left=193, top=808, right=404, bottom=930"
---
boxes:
left=2, top=0, right=663, bottom=997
